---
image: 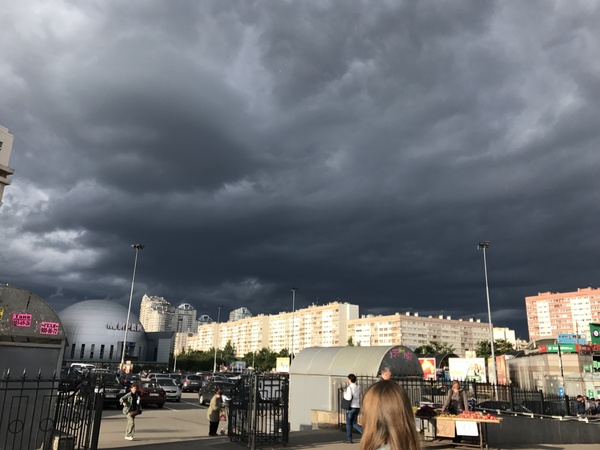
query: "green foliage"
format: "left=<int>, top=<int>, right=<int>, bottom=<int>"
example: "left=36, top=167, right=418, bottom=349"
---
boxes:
left=414, top=341, right=455, bottom=355
left=475, top=339, right=514, bottom=358
left=347, top=337, right=355, bottom=346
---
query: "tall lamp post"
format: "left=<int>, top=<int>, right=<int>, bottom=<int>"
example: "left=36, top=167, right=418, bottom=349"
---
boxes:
left=173, top=316, right=183, bottom=372
left=477, top=241, right=497, bottom=393
left=290, top=287, right=298, bottom=359
left=120, top=243, right=145, bottom=370
left=213, top=305, right=223, bottom=372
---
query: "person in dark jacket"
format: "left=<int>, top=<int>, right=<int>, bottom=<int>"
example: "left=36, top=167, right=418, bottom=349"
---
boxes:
left=119, top=384, right=141, bottom=440
left=575, top=395, right=586, bottom=417
left=442, top=380, right=469, bottom=414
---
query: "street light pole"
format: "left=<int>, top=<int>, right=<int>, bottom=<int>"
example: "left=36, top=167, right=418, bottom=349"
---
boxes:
left=213, top=305, right=223, bottom=372
left=290, top=287, right=298, bottom=359
left=120, top=244, right=145, bottom=370
left=477, top=241, right=497, bottom=394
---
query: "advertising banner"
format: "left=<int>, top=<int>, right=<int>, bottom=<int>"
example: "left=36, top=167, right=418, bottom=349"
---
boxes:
left=419, top=357, right=437, bottom=380
left=496, top=355, right=508, bottom=385
left=590, top=323, right=600, bottom=345
left=448, top=358, right=487, bottom=382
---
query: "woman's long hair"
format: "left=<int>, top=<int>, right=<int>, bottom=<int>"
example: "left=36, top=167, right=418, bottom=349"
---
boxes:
left=359, top=381, right=421, bottom=450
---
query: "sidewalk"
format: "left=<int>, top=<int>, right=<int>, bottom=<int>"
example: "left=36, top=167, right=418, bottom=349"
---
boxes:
left=99, top=427, right=600, bottom=450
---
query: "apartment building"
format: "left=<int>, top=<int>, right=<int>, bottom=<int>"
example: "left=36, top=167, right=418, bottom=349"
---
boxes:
left=229, top=307, right=252, bottom=322
left=175, top=303, right=197, bottom=332
left=0, top=125, right=15, bottom=208
left=139, top=295, right=175, bottom=332
left=526, top=287, right=600, bottom=341
left=348, top=312, right=490, bottom=357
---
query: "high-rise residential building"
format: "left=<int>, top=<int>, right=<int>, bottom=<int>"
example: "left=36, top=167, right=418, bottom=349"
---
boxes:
left=139, top=294, right=175, bottom=332
left=526, top=287, right=600, bottom=342
left=175, top=303, right=197, bottom=332
left=229, top=307, right=252, bottom=322
left=347, top=312, right=490, bottom=357
left=493, top=327, right=516, bottom=345
left=0, top=125, right=15, bottom=209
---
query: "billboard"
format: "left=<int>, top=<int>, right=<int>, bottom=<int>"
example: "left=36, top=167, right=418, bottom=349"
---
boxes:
left=419, top=358, right=436, bottom=380
left=590, top=323, right=600, bottom=345
left=496, top=355, right=508, bottom=385
left=448, top=358, right=487, bottom=382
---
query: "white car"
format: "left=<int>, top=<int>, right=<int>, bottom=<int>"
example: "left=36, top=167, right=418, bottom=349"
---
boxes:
left=155, top=377, right=182, bottom=402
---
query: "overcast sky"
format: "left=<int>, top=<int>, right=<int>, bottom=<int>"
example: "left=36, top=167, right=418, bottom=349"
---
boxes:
left=2, top=1, right=600, bottom=341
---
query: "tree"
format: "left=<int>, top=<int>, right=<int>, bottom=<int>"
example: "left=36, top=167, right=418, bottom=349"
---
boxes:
left=222, top=340, right=237, bottom=366
left=414, top=341, right=455, bottom=354
left=347, top=337, right=355, bottom=346
left=475, top=339, right=514, bottom=358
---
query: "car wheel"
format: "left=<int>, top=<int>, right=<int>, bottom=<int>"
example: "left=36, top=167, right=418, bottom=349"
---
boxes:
left=157, top=403, right=164, bottom=408
left=176, top=399, right=181, bottom=402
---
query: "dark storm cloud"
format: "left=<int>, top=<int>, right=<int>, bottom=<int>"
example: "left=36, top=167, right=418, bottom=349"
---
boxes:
left=2, top=0, right=600, bottom=340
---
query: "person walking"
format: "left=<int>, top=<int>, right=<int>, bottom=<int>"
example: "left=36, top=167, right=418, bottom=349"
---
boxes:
left=207, top=390, right=223, bottom=436
left=119, top=384, right=141, bottom=441
left=343, top=374, right=363, bottom=443
left=378, top=367, right=392, bottom=381
left=359, top=381, right=421, bottom=450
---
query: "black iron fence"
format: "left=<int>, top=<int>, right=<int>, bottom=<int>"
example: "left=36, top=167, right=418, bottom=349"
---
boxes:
left=0, top=369, right=104, bottom=450
left=228, top=372, right=289, bottom=448
left=338, top=376, right=573, bottom=427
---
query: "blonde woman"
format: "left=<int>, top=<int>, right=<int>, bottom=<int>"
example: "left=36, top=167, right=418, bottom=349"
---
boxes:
left=359, top=381, right=420, bottom=450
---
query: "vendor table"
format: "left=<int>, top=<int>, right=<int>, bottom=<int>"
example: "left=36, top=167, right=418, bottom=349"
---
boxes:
left=417, top=416, right=502, bottom=450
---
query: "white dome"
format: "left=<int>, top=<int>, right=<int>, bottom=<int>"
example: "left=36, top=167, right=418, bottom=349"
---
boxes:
left=59, top=300, right=147, bottom=363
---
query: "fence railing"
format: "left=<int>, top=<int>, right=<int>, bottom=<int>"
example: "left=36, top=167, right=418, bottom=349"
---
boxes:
left=338, top=376, right=574, bottom=427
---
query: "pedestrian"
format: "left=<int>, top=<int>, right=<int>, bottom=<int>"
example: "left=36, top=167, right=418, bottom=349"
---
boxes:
left=359, top=380, right=421, bottom=450
left=343, top=374, right=363, bottom=443
left=119, top=384, right=141, bottom=441
left=207, top=390, right=223, bottom=436
left=442, top=380, right=469, bottom=414
left=575, top=395, right=586, bottom=417
left=378, top=367, right=392, bottom=381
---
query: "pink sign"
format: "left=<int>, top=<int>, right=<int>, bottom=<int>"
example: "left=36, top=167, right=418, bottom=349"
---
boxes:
left=13, top=313, right=32, bottom=327
left=40, top=322, right=59, bottom=335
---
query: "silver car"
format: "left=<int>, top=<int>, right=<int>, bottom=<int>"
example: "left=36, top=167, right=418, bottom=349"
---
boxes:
left=155, top=377, right=182, bottom=402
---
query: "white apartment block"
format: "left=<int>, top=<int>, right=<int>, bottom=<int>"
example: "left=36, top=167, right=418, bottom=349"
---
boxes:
left=175, top=301, right=503, bottom=358
left=0, top=125, right=15, bottom=208
left=493, top=327, right=516, bottom=345
left=139, top=295, right=174, bottom=332
left=229, top=307, right=252, bottom=322
left=348, top=312, right=491, bottom=357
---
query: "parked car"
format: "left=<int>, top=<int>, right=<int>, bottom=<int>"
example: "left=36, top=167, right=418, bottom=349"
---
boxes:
left=475, top=401, right=532, bottom=413
left=199, top=381, right=235, bottom=406
left=154, top=377, right=182, bottom=402
left=181, top=374, right=203, bottom=392
left=102, top=375, right=127, bottom=408
left=121, top=374, right=140, bottom=388
left=135, top=381, right=166, bottom=408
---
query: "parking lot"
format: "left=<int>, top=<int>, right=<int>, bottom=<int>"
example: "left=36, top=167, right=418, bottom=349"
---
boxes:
left=98, top=391, right=219, bottom=448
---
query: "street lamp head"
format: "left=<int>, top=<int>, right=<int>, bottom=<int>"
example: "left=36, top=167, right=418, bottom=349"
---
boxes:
left=291, top=287, right=299, bottom=292
left=477, top=241, right=490, bottom=250
left=132, top=244, right=145, bottom=251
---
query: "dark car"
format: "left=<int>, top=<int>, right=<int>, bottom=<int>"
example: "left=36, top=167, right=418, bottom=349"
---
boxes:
left=181, top=374, right=203, bottom=392
left=102, top=375, right=127, bottom=408
left=199, top=381, right=235, bottom=406
left=135, top=381, right=166, bottom=408
left=121, top=374, right=140, bottom=388
left=475, top=400, right=532, bottom=413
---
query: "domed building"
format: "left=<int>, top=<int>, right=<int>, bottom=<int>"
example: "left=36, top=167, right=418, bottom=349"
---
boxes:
left=59, top=300, right=173, bottom=366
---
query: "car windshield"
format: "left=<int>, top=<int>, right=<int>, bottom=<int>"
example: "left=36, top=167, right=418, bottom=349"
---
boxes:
left=156, top=378, right=177, bottom=386
left=140, top=382, right=158, bottom=389
left=186, top=375, right=202, bottom=380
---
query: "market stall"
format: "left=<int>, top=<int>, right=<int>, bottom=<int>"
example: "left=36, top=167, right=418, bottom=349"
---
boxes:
left=415, top=409, right=502, bottom=450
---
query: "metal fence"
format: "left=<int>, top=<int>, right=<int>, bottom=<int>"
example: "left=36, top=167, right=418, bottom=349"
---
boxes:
left=0, top=370, right=104, bottom=450
left=228, top=372, right=289, bottom=449
left=338, top=376, right=574, bottom=427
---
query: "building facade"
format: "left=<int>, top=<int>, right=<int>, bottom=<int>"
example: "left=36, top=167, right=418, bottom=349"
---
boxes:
left=229, top=307, right=252, bottom=322
left=0, top=125, right=15, bottom=209
left=526, top=287, right=600, bottom=342
left=139, top=295, right=175, bottom=332
left=347, top=312, right=490, bottom=357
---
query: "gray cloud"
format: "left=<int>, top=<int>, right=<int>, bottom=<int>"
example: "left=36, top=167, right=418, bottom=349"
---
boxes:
left=2, top=1, right=600, bottom=340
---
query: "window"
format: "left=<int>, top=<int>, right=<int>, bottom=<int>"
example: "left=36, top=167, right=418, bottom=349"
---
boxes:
left=80, top=344, right=86, bottom=359
left=70, top=344, right=76, bottom=359
left=90, top=344, right=95, bottom=359
left=109, top=345, right=114, bottom=360
left=100, top=345, right=105, bottom=359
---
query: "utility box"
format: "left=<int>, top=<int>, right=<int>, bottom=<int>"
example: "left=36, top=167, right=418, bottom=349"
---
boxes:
left=0, top=284, right=67, bottom=449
